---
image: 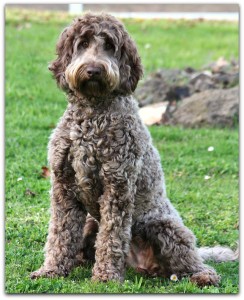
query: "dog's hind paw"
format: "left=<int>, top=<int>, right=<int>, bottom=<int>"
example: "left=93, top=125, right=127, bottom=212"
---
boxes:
left=190, top=270, right=221, bottom=287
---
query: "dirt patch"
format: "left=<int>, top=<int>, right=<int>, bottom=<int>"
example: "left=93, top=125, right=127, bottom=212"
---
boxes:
left=168, top=87, right=239, bottom=128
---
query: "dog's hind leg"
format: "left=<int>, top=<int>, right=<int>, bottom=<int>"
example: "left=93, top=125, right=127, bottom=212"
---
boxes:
left=133, top=217, right=221, bottom=287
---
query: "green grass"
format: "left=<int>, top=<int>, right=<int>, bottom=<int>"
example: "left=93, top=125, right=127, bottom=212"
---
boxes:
left=5, top=8, right=239, bottom=294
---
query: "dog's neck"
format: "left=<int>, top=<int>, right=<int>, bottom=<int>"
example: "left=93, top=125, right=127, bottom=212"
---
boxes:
left=66, top=90, right=138, bottom=117
left=67, top=90, right=131, bottom=110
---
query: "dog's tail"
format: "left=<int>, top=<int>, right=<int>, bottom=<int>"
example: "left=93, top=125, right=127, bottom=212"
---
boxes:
left=198, top=244, right=239, bottom=263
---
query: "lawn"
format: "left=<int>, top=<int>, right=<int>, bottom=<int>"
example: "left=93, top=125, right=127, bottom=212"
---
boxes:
left=5, top=8, right=239, bottom=294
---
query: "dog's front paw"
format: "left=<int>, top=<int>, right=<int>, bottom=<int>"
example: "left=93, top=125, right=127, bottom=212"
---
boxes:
left=30, top=267, right=69, bottom=279
left=190, top=270, right=221, bottom=287
left=92, top=272, right=122, bottom=282
left=92, top=265, right=123, bottom=282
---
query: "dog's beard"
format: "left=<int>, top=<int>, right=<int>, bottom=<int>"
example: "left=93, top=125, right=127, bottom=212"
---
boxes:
left=65, top=60, right=120, bottom=98
left=79, top=78, right=110, bottom=97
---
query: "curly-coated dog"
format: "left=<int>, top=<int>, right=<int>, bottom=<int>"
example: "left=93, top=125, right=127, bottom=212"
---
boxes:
left=30, top=13, right=237, bottom=286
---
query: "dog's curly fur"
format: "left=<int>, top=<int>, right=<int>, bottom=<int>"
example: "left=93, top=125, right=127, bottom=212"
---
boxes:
left=30, top=13, right=237, bottom=286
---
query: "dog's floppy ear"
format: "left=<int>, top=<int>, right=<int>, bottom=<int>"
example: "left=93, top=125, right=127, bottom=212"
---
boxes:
left=119, top=34, right=143, bottom=94
left=48, top=27, right=74, bottom=91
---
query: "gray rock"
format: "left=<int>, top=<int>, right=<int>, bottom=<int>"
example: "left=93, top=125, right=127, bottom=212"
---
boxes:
left=135, top=69, right=191, bottom=107
left=189, top=72, right=215, bottom=92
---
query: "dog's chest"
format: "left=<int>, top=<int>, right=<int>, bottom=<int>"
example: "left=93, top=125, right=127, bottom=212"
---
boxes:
left=69, top=107, right=127, bottom=163
left=69, top=111, right=113, bottom=164
left=68, top=110, right=119, bottom=217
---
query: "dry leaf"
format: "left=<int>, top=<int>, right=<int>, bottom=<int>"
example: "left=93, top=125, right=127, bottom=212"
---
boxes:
left=25, top=188, right=36, bottom=197
left=41, top=166, right=50, bottom=178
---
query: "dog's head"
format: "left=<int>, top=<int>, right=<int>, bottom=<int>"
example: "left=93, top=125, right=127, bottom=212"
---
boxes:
left=49, top=13, right=143, bottom=98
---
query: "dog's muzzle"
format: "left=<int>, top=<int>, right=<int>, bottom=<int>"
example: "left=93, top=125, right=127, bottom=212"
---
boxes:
left=65, top=59, right=120, bottom=97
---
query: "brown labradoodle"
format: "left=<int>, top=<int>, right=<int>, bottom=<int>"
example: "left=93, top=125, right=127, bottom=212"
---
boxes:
left=30, top=13, right=237, bottom=286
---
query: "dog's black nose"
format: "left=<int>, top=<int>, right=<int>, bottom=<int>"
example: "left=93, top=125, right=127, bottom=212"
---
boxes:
left=87, top=66, right=102, bottom=77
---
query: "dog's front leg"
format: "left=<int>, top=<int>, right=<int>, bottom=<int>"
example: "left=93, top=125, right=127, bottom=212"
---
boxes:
left=92, top=167, right=135, bottom=282
left=30, top=174, right=87, bottom=279
left=31, top=117, right=88, bottom=279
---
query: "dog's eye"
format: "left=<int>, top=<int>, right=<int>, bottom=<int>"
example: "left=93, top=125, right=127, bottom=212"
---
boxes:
left=104, top=42, right=113, bottom=51
left=82, top=41, right=89, bottom=48
left=78, top=40, right=89, bottom=50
